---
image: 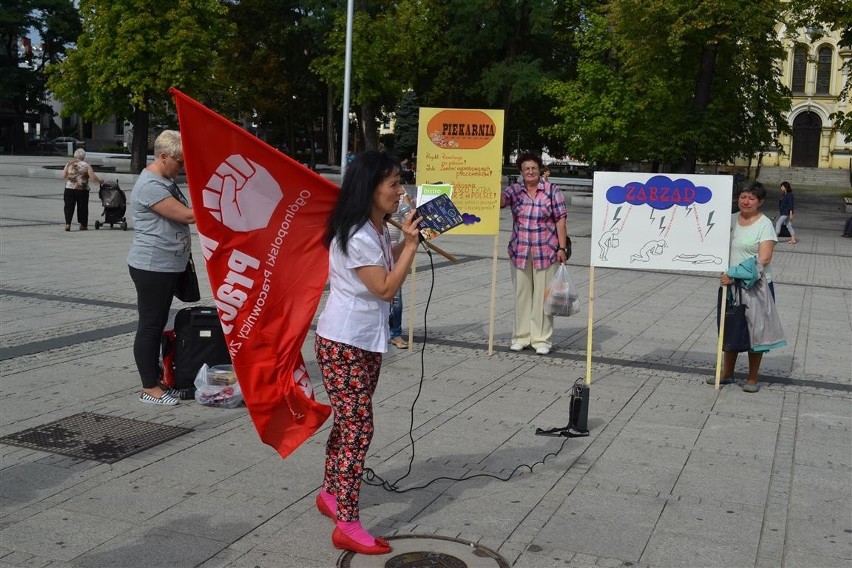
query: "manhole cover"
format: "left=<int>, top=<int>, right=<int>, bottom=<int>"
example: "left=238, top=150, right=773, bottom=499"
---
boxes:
left=338, top=534, right=510, bottom=568
left=0, top=412, right=191, bottom=463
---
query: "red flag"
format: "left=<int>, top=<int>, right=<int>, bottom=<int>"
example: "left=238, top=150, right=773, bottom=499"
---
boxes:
left=171, top=88, right=333, bottom=458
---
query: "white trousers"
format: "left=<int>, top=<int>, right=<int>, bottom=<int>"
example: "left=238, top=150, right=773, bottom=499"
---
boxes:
left=511, top=259, right=558, bottom=348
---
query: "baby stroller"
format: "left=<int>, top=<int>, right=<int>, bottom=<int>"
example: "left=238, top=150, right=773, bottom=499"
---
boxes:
left=94, top=181, right=128, bottom=230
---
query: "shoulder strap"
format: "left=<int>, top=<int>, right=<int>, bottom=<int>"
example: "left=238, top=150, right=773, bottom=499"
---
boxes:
left=166, top=182, right=188, bottom=206
left=546, top=181, right=559, bottom=216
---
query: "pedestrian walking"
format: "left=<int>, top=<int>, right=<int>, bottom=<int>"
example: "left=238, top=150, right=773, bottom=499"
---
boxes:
left=775, top=181, right=797, bottom=244
left=62, top=149, right=102, bottom=231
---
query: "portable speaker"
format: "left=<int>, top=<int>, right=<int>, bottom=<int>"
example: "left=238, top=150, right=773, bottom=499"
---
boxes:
left=567, top=378, right=589, bottom=436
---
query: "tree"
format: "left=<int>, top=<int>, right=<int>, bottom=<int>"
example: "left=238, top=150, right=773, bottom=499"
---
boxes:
left=412, top=0, right=581, bottom=162
left=311, top=0, right=423, bottom=151
left=47, top=0, right=233, bottom=172
left=217, top=1, right=331, bottom=165
left=0, top=0, right=81, bottom=153
left=546, top=0, right=792, bottom=173
left=543, top=8, right=641, bottom=170
left=308, top=0, right=577, bottom=161
left=393, top=90, right=419, bottom=160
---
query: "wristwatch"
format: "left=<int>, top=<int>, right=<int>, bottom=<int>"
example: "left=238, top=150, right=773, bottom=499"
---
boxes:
left=557, top=246, right=568, bottom=253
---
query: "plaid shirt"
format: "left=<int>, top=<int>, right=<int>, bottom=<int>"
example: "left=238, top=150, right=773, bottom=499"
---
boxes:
left=502, top=181, right=567, bottom=270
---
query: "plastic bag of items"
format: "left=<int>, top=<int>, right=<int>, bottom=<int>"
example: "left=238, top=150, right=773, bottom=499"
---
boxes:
left=544, top=264, right=581, bottom=317
left=193, top=364, right=244, bottom=408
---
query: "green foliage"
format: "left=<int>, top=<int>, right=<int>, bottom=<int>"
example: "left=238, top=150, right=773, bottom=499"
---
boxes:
left=405, top=0, right=582, bottom=160
left=546, top=0, right=791, bottom=171
left=47, top=0, right=233, bottom=169
left=27, top=0, right=843, bottom=169
left=49, top=0, right=231, bottom=119
left=216, top=0, right=330, bottom=148
left=1, top=0, right=81, bottom=149
left=393, top=90, right=419, bottom=160
left=309, top=0, right=578, bottom=158
left=311, top=0, right=422, bottom=110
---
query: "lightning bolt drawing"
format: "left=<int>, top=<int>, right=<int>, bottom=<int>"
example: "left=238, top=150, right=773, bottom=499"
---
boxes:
left=650, top=208, right=657, bottom=225
left=705, top=211, right=715, bottom=234
left=658, top=216, right=666, bottom=234
left=611, top=206, right=623, bottom=229
left=684, top=205, right=693, bottom=216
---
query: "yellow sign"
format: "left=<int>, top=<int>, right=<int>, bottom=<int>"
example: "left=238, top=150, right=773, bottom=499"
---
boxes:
left=416, top=107, right=505, bottom=235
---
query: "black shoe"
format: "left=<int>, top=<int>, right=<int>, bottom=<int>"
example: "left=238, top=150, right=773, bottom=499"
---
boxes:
left=565, top=426, right=589, bottom=437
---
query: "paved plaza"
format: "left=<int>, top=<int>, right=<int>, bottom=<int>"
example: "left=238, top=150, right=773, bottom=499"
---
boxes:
left=1, top=154, right=850, bottom=567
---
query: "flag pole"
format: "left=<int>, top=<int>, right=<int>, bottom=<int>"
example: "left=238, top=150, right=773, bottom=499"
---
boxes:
left=585, top=265, right=595, bottom=386
left=387, top=219, right=458, bottom=263
left=487, top=234, right=499, bottom=355
left=339, top=0, right=355, bottom=179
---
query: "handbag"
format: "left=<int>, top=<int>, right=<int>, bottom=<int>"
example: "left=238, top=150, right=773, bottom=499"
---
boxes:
left=165, top=181, right=199, bottom=302
left=721, top=282, right=750, bottom=352
left=175, top=254, right=201, bottom=303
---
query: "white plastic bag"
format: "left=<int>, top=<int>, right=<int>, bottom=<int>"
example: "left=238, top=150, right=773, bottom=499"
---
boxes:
left=544, top=264, right=580, bottom=317
left=193, top=364, right=244, bottom=408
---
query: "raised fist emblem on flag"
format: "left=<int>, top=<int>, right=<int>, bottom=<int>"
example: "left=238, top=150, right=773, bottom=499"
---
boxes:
left=203, top=155, right=283, bottom=232
left=293, top=364, right=314, bottom=398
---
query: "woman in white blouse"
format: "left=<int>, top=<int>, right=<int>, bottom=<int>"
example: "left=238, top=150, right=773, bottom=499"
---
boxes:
left=313, top=151, right=421, bottom=555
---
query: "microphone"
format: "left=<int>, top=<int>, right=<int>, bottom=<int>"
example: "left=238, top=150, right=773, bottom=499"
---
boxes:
left=387, top=204, right=458, bottom=263
left=391, top=200, right=428, bottom=246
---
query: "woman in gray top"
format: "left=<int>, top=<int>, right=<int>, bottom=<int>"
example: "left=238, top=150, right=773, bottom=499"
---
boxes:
left=127, top=130, right=195, bottom=405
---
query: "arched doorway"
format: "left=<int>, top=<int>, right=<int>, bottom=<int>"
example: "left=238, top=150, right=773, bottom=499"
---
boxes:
left=791, top=112, right=822, bottom=167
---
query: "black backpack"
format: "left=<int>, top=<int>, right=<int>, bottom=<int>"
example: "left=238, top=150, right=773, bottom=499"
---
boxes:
left=163, top=307, right=231, bottom=398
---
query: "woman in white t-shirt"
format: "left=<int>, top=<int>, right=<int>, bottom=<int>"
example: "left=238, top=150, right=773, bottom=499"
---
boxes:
left=713, top=182, right=778, bottom=393
left=313, top=151, right=421, bottom=556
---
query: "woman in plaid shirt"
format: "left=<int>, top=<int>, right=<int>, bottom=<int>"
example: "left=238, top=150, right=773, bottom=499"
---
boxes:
left=501, top=153, right=570, bottom=355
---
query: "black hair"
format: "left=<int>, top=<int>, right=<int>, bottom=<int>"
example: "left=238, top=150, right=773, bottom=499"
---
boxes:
left=780, top=181, right=792, bottom=193
left=739, top=181, right=767, bottom=201
left=325, top=150, right=401, bottom=255
left=515, top=152, right=543, bottom=172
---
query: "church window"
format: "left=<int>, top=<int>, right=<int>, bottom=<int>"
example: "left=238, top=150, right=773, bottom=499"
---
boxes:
left=815, top=46, right=832, bottom=94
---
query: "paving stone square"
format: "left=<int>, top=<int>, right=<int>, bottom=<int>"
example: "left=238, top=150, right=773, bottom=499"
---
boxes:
left=1, top=156, right=850, bottom=567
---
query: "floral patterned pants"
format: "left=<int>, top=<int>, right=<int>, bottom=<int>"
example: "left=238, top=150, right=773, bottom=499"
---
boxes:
left=314, top=335, right=382, bottom=521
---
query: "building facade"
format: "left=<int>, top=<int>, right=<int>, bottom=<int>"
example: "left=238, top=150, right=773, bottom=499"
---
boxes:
left=760, top=25, right=851, bottom=169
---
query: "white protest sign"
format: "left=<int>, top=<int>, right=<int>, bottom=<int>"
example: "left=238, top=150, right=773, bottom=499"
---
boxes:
left=591, top=172, right=733, bottom=271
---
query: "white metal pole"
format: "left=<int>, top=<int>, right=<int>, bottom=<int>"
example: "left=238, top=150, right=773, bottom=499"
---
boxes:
left=340, top=0, right=355, bottom=180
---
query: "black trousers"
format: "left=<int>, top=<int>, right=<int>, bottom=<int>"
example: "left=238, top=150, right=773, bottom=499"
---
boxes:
left=63, top=188, right=90, bottom=225
left=129, top=266, right=181, bottom=388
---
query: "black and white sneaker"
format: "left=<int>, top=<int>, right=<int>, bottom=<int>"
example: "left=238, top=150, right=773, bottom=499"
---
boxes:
left=139, top=392, right=179, bottom=406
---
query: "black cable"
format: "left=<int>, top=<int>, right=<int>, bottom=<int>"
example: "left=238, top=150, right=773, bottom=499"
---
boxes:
left=362, top=246, right=574, bottom=494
